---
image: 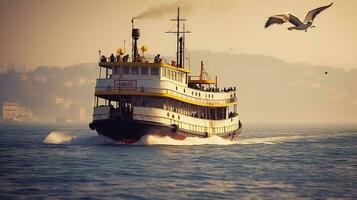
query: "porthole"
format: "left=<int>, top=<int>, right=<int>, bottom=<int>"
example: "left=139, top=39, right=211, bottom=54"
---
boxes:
left=172, top=115, right=174, bottom=119
left=184, top=89, right=186, bottom=93
left=178, top=115, right=180, bottom=120
left=176, top=86, right=178, bottom=90
left=167, top=112, right=170, bottom=117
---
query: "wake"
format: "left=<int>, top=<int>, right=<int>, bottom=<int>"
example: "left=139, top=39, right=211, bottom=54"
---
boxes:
left=43, top=130, right=355, bottom=146
left=42, top=131, right=237, bottom=146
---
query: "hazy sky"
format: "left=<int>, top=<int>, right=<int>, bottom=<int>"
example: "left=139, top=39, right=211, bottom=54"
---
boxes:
left=1, top=0, right=356, bottom=69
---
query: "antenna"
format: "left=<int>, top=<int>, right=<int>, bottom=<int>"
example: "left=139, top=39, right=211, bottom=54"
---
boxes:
left=166, top=6, right=190, bottom=68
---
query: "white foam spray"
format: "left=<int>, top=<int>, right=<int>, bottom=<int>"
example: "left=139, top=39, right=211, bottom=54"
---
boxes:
left=135, top=135, right=237, bottom=145
left=43, top=131, right=74, bottom=144
left=134, top=134, right=308, bottom=145
left=43, top=131, right=116, bottom=145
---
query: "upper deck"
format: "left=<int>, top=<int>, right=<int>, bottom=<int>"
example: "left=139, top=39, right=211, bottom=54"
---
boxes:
left=95, top=61, right=237, bottom=107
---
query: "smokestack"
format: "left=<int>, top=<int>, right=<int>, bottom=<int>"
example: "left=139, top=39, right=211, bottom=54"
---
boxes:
left=131, top=18, right=140, bottom=62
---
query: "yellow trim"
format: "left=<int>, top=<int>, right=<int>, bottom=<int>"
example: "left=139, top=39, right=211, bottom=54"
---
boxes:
left=188, top=80, right=216, bottom=84
left=99, top=61, right=191, bottom=73
left=95, top=90, right=237, bottom=107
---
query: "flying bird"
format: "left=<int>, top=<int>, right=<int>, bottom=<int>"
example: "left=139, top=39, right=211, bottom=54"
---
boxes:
left=265, top=2, right=333, bottom=32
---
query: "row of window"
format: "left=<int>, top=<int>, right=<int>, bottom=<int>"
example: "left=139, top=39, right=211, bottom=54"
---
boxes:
left=131, top=95, right=232, bottom=120
left=112, top=66, right=186, bottom=84
left=113, top=66, right=159, bottom=76
left=169, top=119, right=238, bottom=134
left=173, top=87, right=215, bottom=99
left=162, top=68, right=184, bottom=83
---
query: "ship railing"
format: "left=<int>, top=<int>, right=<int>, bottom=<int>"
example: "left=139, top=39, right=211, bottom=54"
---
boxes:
left=188, top=77, right=237, bottom=93
left=95, top=86, right=237, bottom=105
left=99, top=56, right=169, bottom=65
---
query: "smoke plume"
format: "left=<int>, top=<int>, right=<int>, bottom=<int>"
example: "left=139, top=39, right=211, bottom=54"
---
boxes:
left=135, top=1, right=196, bottom=19
left=134, top=0, right=235, bottom=20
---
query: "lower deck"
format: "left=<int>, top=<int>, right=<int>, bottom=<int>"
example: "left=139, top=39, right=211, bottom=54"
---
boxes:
left=93, top=105, right=241, bottom=136
left=90, top=118, right=242, bottom=144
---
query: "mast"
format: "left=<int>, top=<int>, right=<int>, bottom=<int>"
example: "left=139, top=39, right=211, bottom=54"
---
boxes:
left=166, top=6, right=190, bottom=68
left=183, top=23, right=186, bottom=68
left=177, top=7, right=180, bottom=66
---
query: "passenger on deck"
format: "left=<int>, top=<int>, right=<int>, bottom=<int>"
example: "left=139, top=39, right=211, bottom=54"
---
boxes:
left=100, top=55, right=107, bottom=62
left=110, top=54, right=115, bottom=62
left=123, top=54, right=129, bottom=62
left=154, top=54, right=161, bottom=63
left=116, top=54, right=121, bottom=62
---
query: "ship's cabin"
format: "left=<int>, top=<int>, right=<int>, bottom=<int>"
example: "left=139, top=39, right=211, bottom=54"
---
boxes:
left=97, top=54, right=190, bottom=86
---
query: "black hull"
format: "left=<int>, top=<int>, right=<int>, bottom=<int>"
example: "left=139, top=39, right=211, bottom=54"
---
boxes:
left=89, top=119, right=241, bottom=144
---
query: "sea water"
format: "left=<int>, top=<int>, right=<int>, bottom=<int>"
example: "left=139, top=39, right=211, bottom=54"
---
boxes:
left=0, top=122, right=356, bottom=199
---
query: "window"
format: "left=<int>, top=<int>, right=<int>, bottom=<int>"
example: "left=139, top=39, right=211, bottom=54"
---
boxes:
left=131, top=66, right=139, bottom=74
left=170, top=70, right=174, bottom=79
left=151, top=67, right=159, bottom=75
left=162, top=68, right=166, bottom=77
left=174, top=72, right=177, bottom=81
left=141, top=66, right=148, bottom=75
left=178, top=72, right=182, bottom=83
left=123, top=66, right=130, bottom=74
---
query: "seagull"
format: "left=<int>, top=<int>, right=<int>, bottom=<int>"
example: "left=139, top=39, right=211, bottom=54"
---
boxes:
left=265, top=2, right=333, bottom=32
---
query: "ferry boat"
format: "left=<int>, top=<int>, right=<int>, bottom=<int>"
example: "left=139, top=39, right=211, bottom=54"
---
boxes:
left=89, top=8, right=242, bottom=144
